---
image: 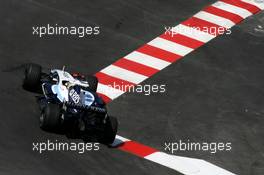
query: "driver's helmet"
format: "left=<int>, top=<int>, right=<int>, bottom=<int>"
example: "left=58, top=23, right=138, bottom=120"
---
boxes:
left=72, top=72, right=85, bottom=80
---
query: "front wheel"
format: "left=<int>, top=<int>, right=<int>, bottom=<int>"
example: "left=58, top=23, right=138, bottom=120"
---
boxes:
left=100, top=116, right=118, bottom=144
left=23, top=63, right=42, bottom=92
left=40, top=103, right=63, bottom=132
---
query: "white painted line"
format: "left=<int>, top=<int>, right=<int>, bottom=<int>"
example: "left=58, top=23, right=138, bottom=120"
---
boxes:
left=116, top=135, right=131, bottom=142
left=212, top=1, right=252, bottom=18
left=145, top=152, right=236, bottom=175
left=194, top=11, right=236, bottom=28
left=175, top=156, right=236, bottom=175
left=100, top=65, right=148, bottom=84
left=145, top=152, right=200, bottom=174
left=125, top=51, right=171, bottom=70
left=148, top=37, right=193, bottom=56
left=110, top=135, right=131, bottom=147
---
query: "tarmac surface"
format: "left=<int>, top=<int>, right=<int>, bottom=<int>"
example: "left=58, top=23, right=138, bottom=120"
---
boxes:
left=0, top=0, right=264, bottom=175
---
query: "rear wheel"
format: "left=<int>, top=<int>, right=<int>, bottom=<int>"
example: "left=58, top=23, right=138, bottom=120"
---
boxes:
left=100, top=116, right=118, bottom=144
left=85, top=76, right=98, bottom=92
left=40, top=103, right=63, bottom=132
left=23, top=63, right=42, bottom=92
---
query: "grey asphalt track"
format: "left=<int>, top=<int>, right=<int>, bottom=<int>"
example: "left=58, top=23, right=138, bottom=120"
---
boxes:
left=0, top=0, right=264, bottom=175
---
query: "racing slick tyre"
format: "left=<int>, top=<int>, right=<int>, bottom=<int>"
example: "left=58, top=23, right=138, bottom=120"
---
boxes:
left=40, top=103, right=63, bottom=132
left=23, top=63, right=42, bottom=92
left=85, top=76, right=98, bottom=92
left=100, top=116, right=118, bottom=144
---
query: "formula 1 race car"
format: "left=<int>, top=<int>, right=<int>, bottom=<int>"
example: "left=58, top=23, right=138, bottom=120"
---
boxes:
left=22, top=63, right=118, bottom=144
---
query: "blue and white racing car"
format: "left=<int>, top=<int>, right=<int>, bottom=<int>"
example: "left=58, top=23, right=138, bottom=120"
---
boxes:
left=23, top=63, right=118, bottom=144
